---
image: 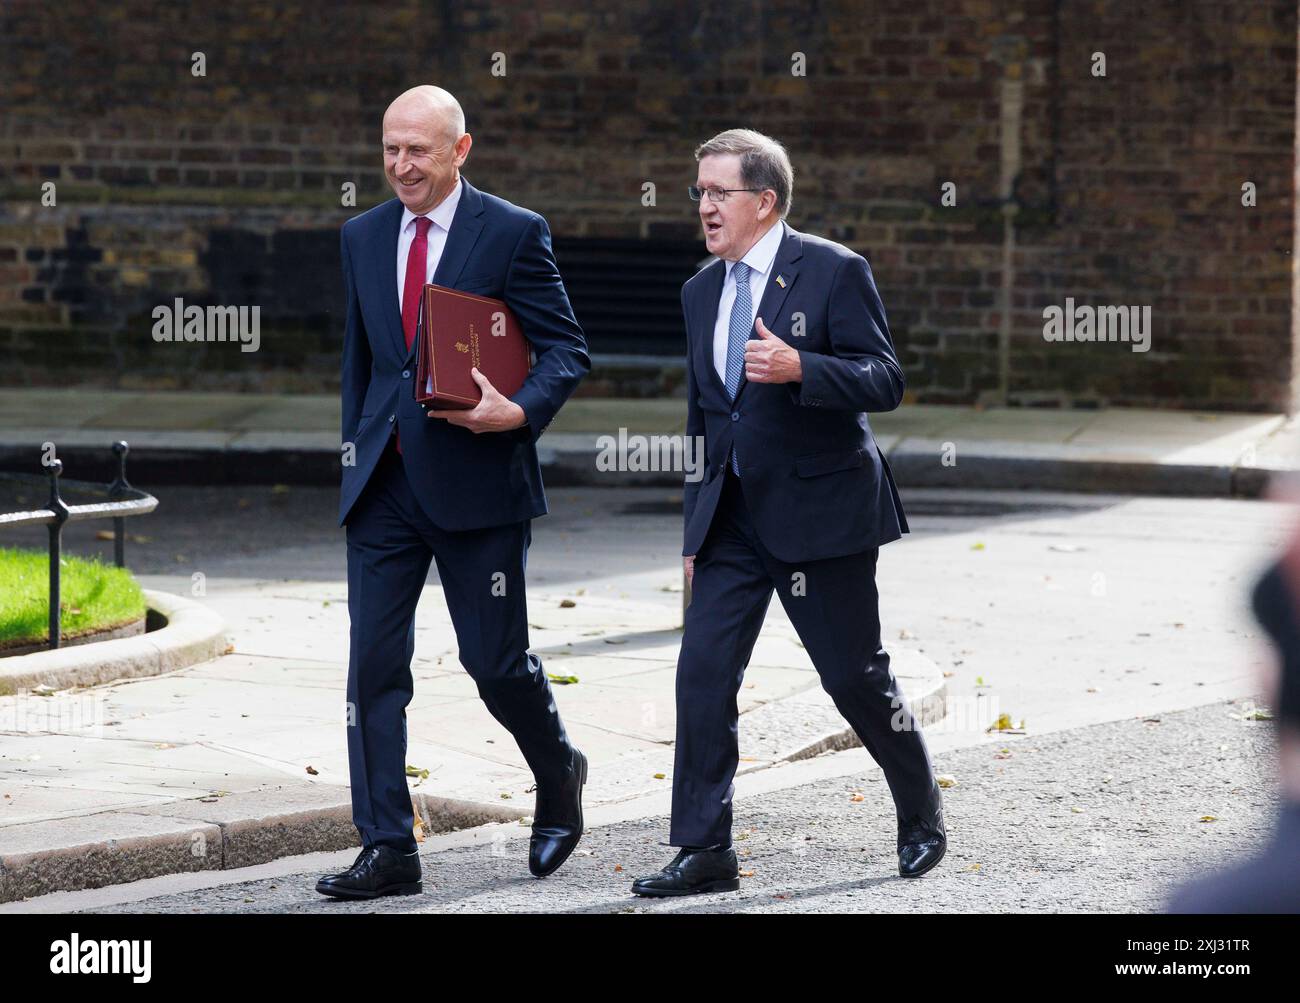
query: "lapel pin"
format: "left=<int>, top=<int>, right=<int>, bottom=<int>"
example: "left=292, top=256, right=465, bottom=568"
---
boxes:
left=775, top=274, right=787, bottom=288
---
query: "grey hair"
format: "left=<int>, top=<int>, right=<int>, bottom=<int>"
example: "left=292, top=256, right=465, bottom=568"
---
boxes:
left=694, top=128, right=794, bottom=218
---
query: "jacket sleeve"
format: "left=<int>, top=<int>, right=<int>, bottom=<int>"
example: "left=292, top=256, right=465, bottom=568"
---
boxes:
left=339, top=224, right=371, bottom=448
left=503, top=213, right=591, bottom=444
left=788, top=252, right=905, bottom=413
left=682, top=285, right=705, bottom=554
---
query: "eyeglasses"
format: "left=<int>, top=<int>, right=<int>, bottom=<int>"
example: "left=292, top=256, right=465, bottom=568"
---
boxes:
left=688, top=185, right=763, bottom=203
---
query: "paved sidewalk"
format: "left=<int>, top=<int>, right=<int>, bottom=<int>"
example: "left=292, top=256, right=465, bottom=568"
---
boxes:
left=0, top=389, right=1294, bottom=495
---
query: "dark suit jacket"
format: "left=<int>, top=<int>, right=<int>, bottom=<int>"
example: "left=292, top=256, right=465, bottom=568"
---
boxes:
left=681, top=222, right=909, bottom=563
left=1165, top=803, right=1300, bottom=913
left=338, top=178, right=589, bottom=530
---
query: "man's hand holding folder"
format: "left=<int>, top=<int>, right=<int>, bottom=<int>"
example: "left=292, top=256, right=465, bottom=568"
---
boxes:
left=426, top=366, right=526, bottom=433
left=415, top=282, right=531, bottom=434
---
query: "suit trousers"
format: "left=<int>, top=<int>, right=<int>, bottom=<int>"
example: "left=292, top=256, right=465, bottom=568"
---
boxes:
left=344, top=434, right=574, bottom=853
left=670, top=466, right=937, bottom=848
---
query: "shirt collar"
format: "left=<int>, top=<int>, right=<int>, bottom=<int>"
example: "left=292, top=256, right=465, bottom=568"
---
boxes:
left=726, top=219, right=786, bottom=283
left=401, top=176, right=463, bottom=235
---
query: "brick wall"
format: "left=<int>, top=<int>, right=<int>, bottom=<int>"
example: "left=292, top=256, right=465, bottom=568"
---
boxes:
left=0, top=0, right=1295, bottom=409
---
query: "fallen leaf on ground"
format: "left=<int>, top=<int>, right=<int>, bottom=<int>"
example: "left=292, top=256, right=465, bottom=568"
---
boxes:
left=986, top=713, right=1026, bottom=733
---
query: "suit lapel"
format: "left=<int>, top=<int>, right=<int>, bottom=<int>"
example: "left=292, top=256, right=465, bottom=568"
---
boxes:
left=731, top=225, right=803, bottom=407
left=372, top=199, right=406, bottom=364
left=689, top=260, right=728, bottom=403
left=431, top=176, right=486, bottom=289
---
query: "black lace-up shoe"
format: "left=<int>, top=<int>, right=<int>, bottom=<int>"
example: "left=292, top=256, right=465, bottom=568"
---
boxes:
left=897, top=804, right=946, bottom=878
left=529, top=747, right=588, bottom=877
left=631, top=846, right=740, bottom=897
left=316, top=844, right=422, bottom=899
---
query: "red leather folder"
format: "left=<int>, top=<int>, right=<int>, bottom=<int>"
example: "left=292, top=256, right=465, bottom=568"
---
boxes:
left=413, top=283, right=530, bottom=410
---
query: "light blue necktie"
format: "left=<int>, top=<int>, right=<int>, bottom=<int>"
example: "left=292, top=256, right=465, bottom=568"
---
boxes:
left=722, top=261, right=753, bottom=475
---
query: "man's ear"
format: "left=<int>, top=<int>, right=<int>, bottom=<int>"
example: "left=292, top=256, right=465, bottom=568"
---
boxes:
left=453, top=132, right=472, bottom=168
left=757, top=189, right=778, bottom=221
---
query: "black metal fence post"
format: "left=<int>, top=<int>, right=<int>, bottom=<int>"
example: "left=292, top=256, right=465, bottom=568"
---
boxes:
left=2, top=442, right=158, bottom=652
left=44, top=457, right=70, bottom=650
left=108, top=440, right=131, bottom=569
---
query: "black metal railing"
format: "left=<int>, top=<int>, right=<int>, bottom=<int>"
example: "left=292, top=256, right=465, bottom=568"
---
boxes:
left=0, top=441, right=157, bottom=651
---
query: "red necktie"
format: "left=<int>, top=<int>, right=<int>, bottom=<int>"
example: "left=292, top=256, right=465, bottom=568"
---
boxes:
left=396, top=216, right=432, bottom=454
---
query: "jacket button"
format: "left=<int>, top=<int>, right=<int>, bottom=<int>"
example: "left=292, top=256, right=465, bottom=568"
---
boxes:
left=730, top=412, right=739, bottom=421
left=388, top=414, right=395, bottom=423
left=402, top=370, right=410, bottom=379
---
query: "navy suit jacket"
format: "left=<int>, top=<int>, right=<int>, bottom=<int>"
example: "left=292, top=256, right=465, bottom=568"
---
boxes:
left=681, top=222, right=909, bottom=564
left=338, top=178, right=589, bottom=530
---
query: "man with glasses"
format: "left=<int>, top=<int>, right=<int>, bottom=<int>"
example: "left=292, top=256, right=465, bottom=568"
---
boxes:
left=631, top=128, right=946, bottom=897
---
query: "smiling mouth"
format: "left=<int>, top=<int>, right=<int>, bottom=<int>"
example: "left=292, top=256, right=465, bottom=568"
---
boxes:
left=705, top=221, right=722, bottom=234
left=398, top=177, right=423, bottom=187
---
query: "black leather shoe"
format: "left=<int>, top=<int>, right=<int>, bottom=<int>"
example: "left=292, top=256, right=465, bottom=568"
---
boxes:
left=631, top=846, right=741, bottom=897
left=315, top=844, right=422, bottom=899
left=898, top=797, right=946, bottom=878
left=529, top=746, right=588, bottom=877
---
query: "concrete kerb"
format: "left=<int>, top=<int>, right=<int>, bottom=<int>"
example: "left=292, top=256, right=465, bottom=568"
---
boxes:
left=0, top=589, right=229, bottom=695
left=0, top=785, right=528, bottom=903
left=1, top=437, right=1283, bottom=497
left=736, top=648, right=949, bottom=771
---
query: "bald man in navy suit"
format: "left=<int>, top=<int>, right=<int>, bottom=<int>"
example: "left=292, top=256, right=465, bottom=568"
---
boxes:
left=317, top=86, right=590, bottom=899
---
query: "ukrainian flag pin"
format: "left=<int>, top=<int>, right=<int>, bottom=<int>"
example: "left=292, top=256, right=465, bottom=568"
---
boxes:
left=775, top=274, right=787, bottom=288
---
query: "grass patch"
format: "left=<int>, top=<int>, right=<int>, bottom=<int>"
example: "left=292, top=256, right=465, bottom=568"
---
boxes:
left=0, top=546, right=147, bottom=650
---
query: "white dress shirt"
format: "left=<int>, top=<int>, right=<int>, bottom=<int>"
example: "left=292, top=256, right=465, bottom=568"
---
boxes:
left=712, top=219, right=788, bottom=383
left=396, top=177, right=463, bottom=314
